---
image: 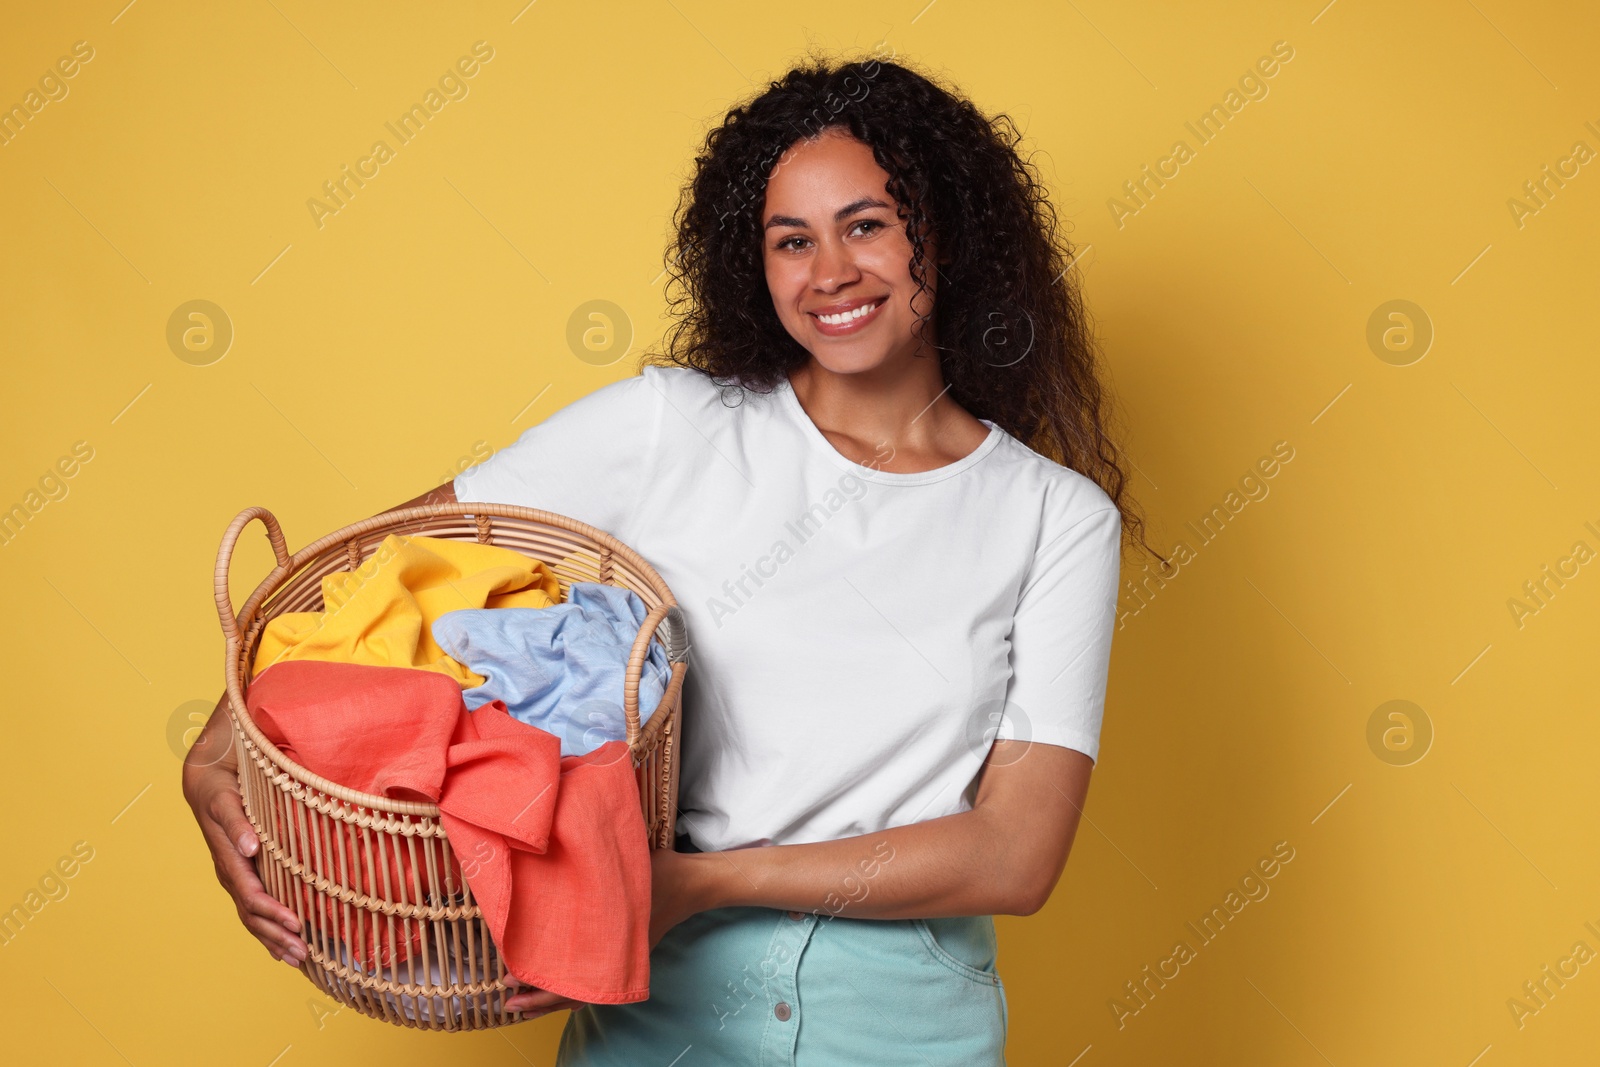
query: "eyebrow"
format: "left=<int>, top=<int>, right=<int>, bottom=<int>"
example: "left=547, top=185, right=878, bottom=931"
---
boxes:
left=763, top=196, right=894, bottom=231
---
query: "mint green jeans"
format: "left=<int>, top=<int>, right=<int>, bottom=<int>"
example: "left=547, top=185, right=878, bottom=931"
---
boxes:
left=557, top=904, right=1008, bottom=1065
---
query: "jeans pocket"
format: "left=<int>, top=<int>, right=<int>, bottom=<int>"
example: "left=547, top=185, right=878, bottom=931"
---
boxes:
left=912, top=916, right=1002, bottom=987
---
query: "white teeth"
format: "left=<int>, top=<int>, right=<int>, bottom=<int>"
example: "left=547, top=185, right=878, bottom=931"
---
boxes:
left=816, top=301, right=880, bottom=326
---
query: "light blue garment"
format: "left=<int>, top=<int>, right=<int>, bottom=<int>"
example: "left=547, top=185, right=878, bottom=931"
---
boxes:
left=431, top=582, right=671, bottom=758
left=557, top=889, right=1008, bottom=1064
left=560, top=835, right=1006, bottom=1064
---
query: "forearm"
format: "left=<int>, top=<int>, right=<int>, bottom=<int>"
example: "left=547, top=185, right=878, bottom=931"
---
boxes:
left=181, top=691, right=237, bottom=800
left=688, top=804, right=1033, bottom=920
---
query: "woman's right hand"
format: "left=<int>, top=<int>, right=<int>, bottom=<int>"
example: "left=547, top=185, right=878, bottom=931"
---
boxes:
left=503, top=976, right=591, bottom=1019
left=182, top=692, right=308, bottom=967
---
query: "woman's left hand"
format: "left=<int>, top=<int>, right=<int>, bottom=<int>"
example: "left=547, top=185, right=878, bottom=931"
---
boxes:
left=650, top=846, right=710, bottom=950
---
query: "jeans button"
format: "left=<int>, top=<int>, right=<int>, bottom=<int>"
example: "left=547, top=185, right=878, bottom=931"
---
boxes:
left=786, top=910, right=805, bottom=920
left=774, top=1001, right=792, bottom=1021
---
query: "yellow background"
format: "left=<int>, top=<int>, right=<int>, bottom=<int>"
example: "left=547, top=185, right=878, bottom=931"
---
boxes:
left=2, top=1, right=1596, bottom=1063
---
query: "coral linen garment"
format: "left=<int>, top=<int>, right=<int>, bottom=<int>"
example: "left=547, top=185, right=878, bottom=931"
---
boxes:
left=245, top=659, right=652, bottom=1004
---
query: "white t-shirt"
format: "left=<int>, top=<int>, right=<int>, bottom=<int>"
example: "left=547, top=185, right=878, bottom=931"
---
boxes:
left=455, top=363, right=1121, bottom=852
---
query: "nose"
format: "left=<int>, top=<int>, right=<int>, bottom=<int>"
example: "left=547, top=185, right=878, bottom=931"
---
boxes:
left=810, top=235, right=861, bottom=292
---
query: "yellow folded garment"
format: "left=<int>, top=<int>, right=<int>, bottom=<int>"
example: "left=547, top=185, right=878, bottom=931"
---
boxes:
left=252, top=533, right=563, bottom=685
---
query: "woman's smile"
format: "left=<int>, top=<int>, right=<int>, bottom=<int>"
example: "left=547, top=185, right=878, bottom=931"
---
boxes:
left=809, top=296, right=886, bottom=335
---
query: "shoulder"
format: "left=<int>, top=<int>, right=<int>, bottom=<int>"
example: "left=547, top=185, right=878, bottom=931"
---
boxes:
left=637, top=362, right=725, bottom=395
left=547, top=363, right=721, bottom=422
left=630, top=362, right=736, bottom=408
left=986, top=429, right=1121, bottom=537
left=635, top=363, right=775, bottom=430
left=987, top=433, right=1123, bottom=607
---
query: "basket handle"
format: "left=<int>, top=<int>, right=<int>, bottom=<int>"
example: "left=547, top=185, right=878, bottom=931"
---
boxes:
left=214, top=507, right=293, bottom=651
left=622, top=602, right=690, bottom=748
left=657, top=604, right=689, bottom=664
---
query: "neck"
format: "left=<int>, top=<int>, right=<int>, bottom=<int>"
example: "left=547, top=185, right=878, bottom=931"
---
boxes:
left=786, top=354, right=984, bottom=470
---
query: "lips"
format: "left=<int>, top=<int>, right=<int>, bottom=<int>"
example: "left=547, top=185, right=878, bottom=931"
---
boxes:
left=808, top=298, right=885, bottom=334
left=811, top=297, right=881, bottom=322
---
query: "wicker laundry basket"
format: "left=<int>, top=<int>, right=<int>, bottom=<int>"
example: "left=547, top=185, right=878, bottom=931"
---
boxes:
left=213, top=503, right=688, bottom=1030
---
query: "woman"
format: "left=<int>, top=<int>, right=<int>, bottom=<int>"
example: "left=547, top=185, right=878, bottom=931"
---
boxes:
left=183, top=53, right=1153, bottom=1065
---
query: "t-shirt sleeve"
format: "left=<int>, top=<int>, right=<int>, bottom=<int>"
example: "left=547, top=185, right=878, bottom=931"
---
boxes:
left=452, top=366, right=666, bottom=542
left=996, top=503, right=1122, bottom=763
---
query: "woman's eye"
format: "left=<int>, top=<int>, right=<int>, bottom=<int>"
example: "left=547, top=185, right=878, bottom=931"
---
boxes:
left=773, top=221, right=881, bottom=251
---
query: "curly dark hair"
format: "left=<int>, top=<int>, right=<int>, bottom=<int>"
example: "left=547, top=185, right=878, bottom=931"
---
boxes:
left=644, top=50, right=1157, bottom=563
